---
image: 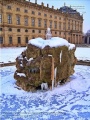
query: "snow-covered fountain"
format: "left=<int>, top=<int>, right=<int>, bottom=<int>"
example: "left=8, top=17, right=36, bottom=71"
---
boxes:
left=14, top=28, right=77, bottom=91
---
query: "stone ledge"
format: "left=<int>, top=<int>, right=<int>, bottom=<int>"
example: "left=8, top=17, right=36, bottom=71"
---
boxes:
left=0, top=62, right=16, bottom=67
left=0, top=60, right=90, bottom=67
left=76, top=60, right=90, bottom=66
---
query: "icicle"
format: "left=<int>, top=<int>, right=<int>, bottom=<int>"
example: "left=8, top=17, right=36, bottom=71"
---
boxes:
left=41, top=83, right=48, bottom=90
left=54, top=67, right=57, bottom=87
left=60, top=51, right=62, bottom=63
left=41, top=83, right=44, bottom=90
left=51, top=57, right=54, bottom=90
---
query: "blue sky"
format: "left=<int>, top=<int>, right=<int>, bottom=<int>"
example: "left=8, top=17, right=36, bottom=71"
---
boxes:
left=29, top=0, right=90, bottom=33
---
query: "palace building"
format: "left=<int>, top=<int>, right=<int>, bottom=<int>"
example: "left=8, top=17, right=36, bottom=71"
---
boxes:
left=0, top=0, right=83, bottom=47
left=83, top=30, right=90, bottom=44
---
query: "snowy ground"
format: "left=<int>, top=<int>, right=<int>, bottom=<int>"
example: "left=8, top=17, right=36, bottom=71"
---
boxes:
left=0, top=65, right=90, bottom=120
left=0, top=47, right=90, bottom=63
left=0, top=46, right=90, bottom=119
left=0, top=47, right=26, bottom=63
left=75, top=48, right=90, bottom=61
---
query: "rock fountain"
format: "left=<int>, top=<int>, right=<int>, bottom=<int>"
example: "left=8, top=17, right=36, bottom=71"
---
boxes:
left=14, top=28, right=77, bottom=91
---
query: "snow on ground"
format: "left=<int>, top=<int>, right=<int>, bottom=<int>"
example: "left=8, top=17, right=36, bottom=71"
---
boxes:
left=0, top=47, right=90, bottom=63
left=0, top=47, right=26, bottom=63
left=0, top=65, right=90, bottom=120
left=75, top=47, right=90, bottom=61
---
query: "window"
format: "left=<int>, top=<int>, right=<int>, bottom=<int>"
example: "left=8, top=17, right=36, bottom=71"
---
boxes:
left=68, top=32, right=70, bottom=35
left=72, top=24, right=73, bottom=30
left=8, top=14, right=12, bottom=24
left=64, top=18, right=65, bottom=21
left=38, top=19, right=41, bottom=27
left=68, top=19, right=70, bottom=22
left=68, top=22, right=70, bottom=30
left=54, top=21, right=57, bottom=29
left=8, top=28, right=12, bottom=31
left=7, top=5, right=11, bottom=9
left=80, top=25, right=82, bottom=31
left=0, top=14, right=2, bottom=23
left=32, top=30, right=35, bottom=33
left=0, top=37, right=3, bottom=44
left=75, top=21, right=76, bottom=30
left=24, top=9, right=28, bottom=13
left=16, top=16, right=20, bottom=25
left=59, top=17, right=61, bottom=20
left=31, top=18, right=35, bottom=26
left=18, top=37, right=21, bottom=44
left=0, top=28, right=2, bottom=31
left=9, top=37, right=12, bottom=44
left=25, top=29, right=28, bottom=32
left=25, top=37, right=28, bottom=43
left=44, top=14, right=47, bottom=17
left=50, top=21, right=52, bottom=28
left=63, top=23, right=65, bottom=30
left=16, top=8, right=20, bottom=11
left=44, top=20, right=47, bottom=28
left=17, top=29, right=20, bottom=32
left=24, top=17, right=28, bottom=26
left=55, top=31, right=57, bottom=34
left=68, top=37, right=70, bottom=42
left=54, top=16, right=57, bottom=19
left=38, top=30, right=41, bottom=33
left=50, top=15, right=52, bottom=18
left=32, top=11, right=35, bottom=14
left=38, top=12, right=41, bottom=15
left=59, top=22, right=61, bottom=29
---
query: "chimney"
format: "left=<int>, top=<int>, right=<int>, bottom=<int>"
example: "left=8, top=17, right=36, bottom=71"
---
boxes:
left=47, top=4, right=49, bottom=8
left=41, top=2, right=44, bottom=6
left=29, top=0, right=30, bottom=2
left=52, top=6, right=54, bottom=9
left=35, top=0, right=37, bottom=4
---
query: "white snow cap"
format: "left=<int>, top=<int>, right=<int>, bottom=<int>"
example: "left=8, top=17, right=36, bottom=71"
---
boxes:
left=28, top=37, right=75, bottom=50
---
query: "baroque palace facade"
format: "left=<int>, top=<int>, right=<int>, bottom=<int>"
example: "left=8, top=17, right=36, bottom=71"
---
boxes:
left=0, top=0, right=83, bottom=47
